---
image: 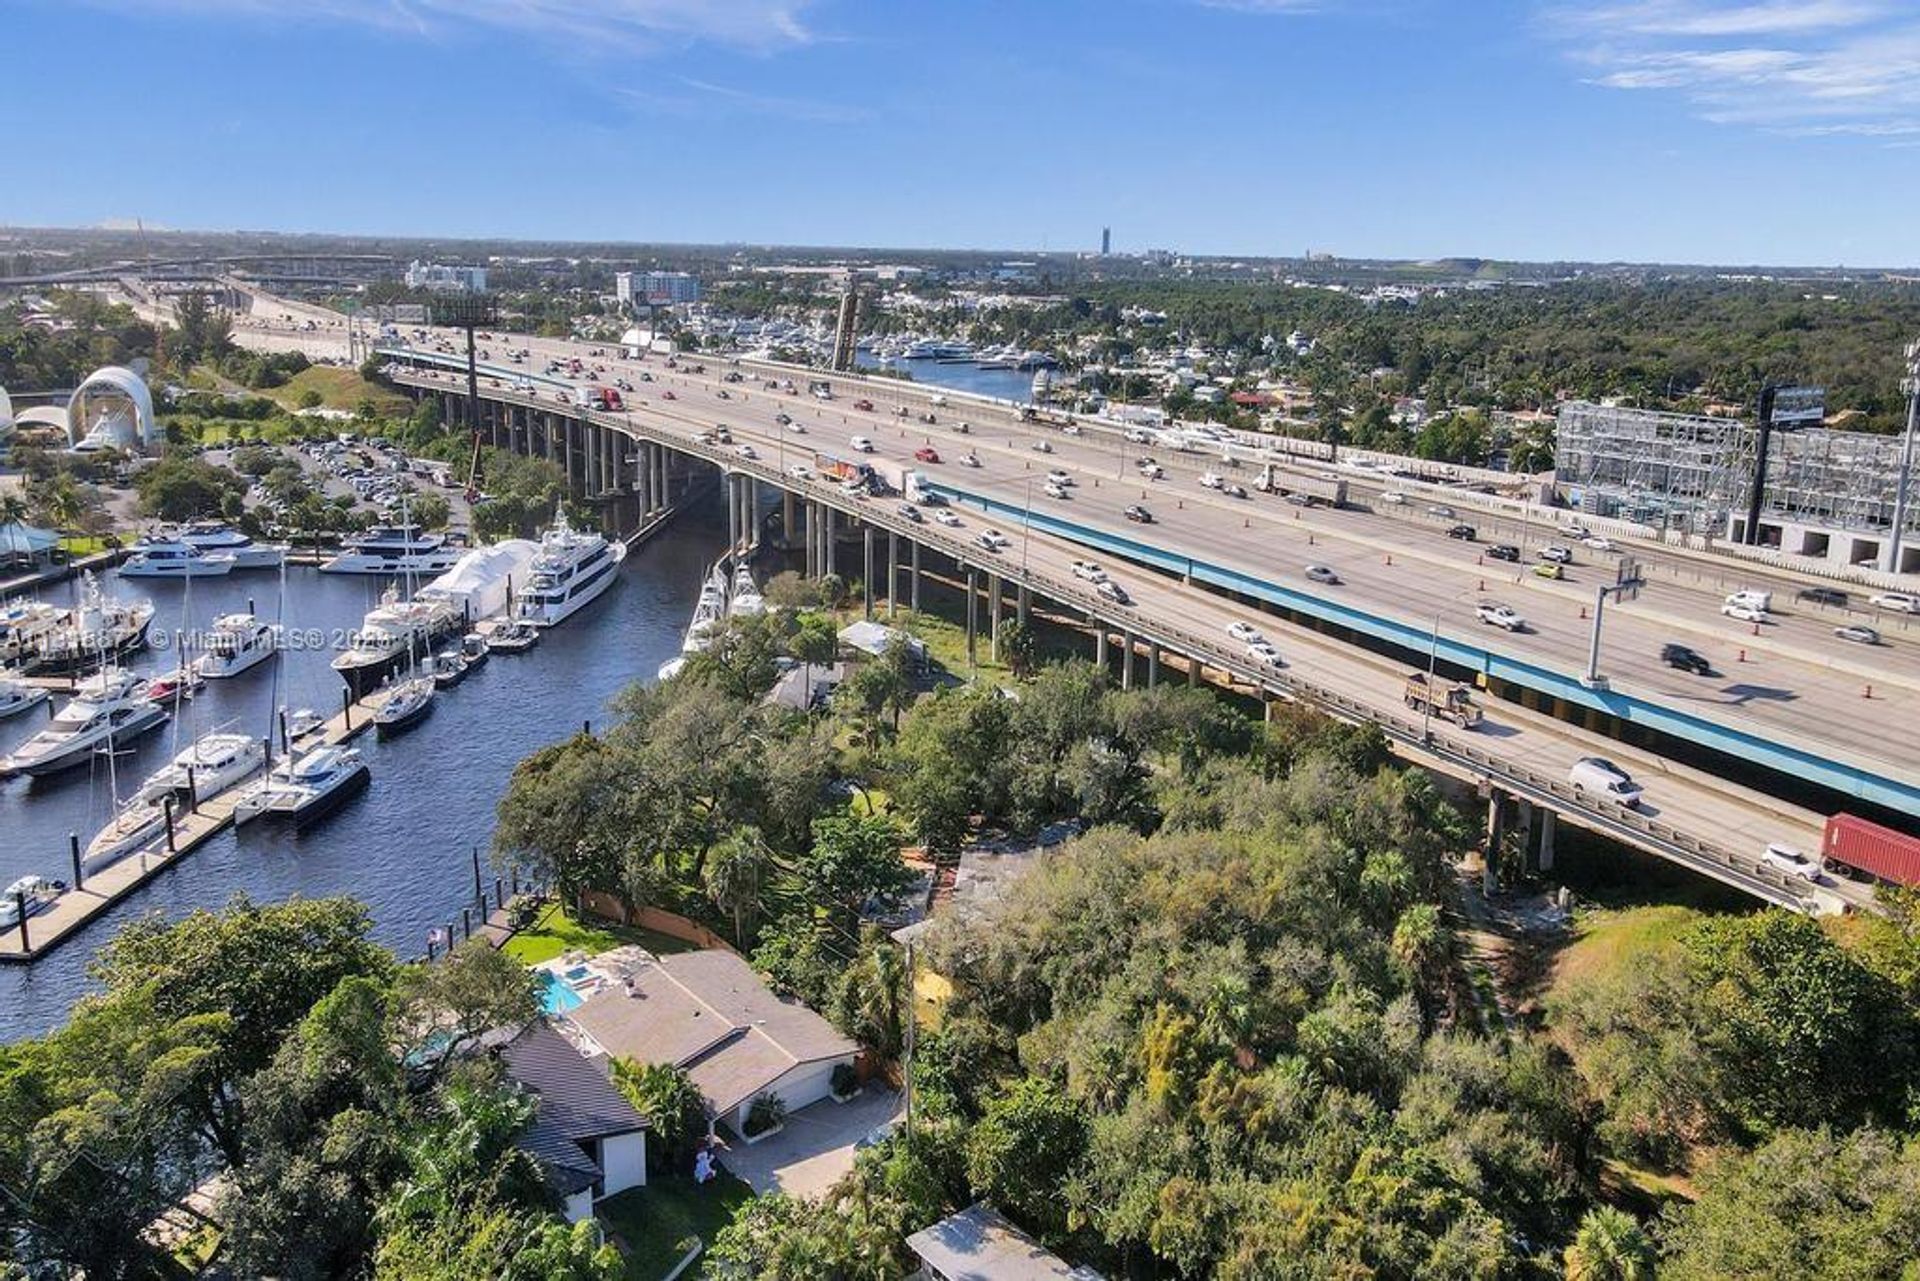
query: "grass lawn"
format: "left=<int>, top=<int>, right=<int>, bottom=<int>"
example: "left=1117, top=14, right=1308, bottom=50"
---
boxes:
left=57, top=536, right=109, bottom=557
left=597, top=1174, right=754, bottom=1280
left=267, top=365, right=410, bottom=416
left=1548, top=903, right=1702, bottom=1001
left=501, top=901, right=698, bottom=966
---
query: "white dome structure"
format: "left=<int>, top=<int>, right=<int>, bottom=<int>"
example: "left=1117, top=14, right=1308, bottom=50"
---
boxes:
left=67, top=366, right=156, bottom=453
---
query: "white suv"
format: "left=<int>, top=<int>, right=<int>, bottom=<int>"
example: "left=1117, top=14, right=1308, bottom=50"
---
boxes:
left=849, top=435, right=875, bottom=453
left=1870, top=591, right=1920, bottom=614
left=1762, top=842, right=1821, bottom=883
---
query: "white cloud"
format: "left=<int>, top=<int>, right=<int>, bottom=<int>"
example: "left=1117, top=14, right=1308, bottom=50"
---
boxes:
left=85, top=0, right=816, bottom=52
left=1544, top=1, right=1920, bottom=140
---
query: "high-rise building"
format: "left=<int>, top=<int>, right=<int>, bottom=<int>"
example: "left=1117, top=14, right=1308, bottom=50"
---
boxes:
left=1100, top=226, right=1111, bottom=256
left=616, top=271, right=702, bottom=306
left=403, top=260, right=487, bottom=292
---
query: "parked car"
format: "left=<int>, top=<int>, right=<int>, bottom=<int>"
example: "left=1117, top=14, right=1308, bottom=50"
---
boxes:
left=1568, top=756, right=1644, bottom=808
left=1834, top=623, right=1880, bottom=645
left=1446, top=524, right=1477, bottom=541
left=1661, top=642, right=1712, bottom=675
left=1762, top=842, right=1821, bottom=883
left=1304, top=564, right=1341, bottom=585
left=1475, top=602, right=1526, bottom=631
left=1124, top=504, right=1153, bottom=523
left=1487, top=544, right=1521, bottom=562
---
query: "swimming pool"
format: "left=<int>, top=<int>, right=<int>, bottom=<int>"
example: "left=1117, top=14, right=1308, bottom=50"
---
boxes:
left=537, top=970, right=584, bottom=1014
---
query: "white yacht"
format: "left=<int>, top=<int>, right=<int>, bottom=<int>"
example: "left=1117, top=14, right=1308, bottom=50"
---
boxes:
left=0, top=667, right=168, bottom=777
left=0, top=876, right=65, bottom=929
left=193, top=613, right=281, bottom=679
left=178, top=521, right=287, bottom=570
left=681, top=564, right=729, bottom=655
left=133, top=731, right=265, bottom=805
left=0, top=674, right=48, bottom=718
left=730, top=562, right=764, bottom=617
left=319, top=523, right=461, bottom=576
left=232, top=745, right=369, bottom=827
left=121, top=537, right=237, bottom=579
left=513, top=507, right=626, bottom=627
left=0, top=600, right=65, bottom=665
left=330, top=584, right=461, bottom=698
left=30, top=575, right=156, bottom=675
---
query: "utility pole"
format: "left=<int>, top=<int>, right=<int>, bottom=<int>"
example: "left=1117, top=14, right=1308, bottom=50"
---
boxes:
left=903, top=936, right=916, bottom=1142
left=1889, top=340, right=1920, bottom=574
left=1583, top=557, right=1646, bottom=689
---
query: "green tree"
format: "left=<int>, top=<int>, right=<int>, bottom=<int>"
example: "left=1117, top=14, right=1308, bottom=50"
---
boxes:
left=966, top=1079, right=1088, bottom=1238
left=1564, top=1207, right=1655, bottom=1281
left=801, top=811, right=914, bottom=926
left=390, top=938, right=538, bottom=1075
left=609, top=1059, right=707, bottom=1173
left=996, top=617, right=1038, bottom=678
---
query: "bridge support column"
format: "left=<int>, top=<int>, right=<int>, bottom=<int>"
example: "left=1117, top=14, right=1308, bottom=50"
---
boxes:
left=750, top=479, right=761, bottom=548
left=562, top=419, right=575, bottom=490
left=989, top=574, right=1002, bottom=661
left=1147, top=643, right=1160, bottom=688
left=824, top=507, right=837, bottom=579
left=1121, top=632, right=1136, bottom=690
left=863, top=526, right=875, bottom=620
left=965, top=569, right=979, bottom=670
left=887, top=532, right=898, bottom=617
left=802, top=501, right=816, bottom=574
left=782, top=490, right=795, bottom=545
left=1189, top=655, right=1200, bottom=686
left=910, top=540, right=921, bottom=613
left=1517, top=800, right=1536, bottom=869
left=1096, top=626, right=1108, bottom=668
left=1538, top=810, right=1556, bottom=872
left=1016, top=584, right=1030, bottom=626
left=1484, top=790, right=1506, bottom=897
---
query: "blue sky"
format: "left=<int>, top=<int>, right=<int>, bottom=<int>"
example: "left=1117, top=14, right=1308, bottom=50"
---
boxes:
left=10, top=0, right=1920, bottom=265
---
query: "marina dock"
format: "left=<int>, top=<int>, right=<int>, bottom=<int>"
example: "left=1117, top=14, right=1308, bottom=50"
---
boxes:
left=0, top=687, right=388, bottom=964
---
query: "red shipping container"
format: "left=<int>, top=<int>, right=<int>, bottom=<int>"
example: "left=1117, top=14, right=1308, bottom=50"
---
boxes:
left=1823, top=814, right=1920, bottom=888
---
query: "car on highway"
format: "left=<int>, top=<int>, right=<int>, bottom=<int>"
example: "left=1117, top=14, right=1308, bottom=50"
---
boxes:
left=1199, top=472, right=1225, bottom=490
left=895, top=406, right=911, bottom=418
left=1032, top=440, right=1054, bottom=454
left=1660, top=642, right=1712, bottom=674
left=1582, top=535, right=1615, bottom=552
left=1138, top=462, right=1164, bottom=479
left=787, top=464, right=813, bottom=480
left=774, top=413, right=792, bottom=425
left=1125, top=428, right=1154, bottom=444
left=1222, top=482, right=1249, bottom=499
left=661, top=390, right=676, bottom=400
left=1304, top=564, right=1341, bottom=585
left=1071, top=560, right=1108, bottom=583
left=1381, top=492, right=1407, bottom=505
left=1246, top=641, right=1284, bottom=669
left=896, top=504, right=923, bottom=524
left=1096, top=579, right=1130, bottom=605
left=1487, top=543, right=1521, bottom=562
left=1046, top=470, right=1073, bottom=487
left=1762, top=842, right=1821, bottom=883
left=1426, top=503, right=1456, bottom=518
left=853, top=399, right=874, bottom=411
left=1446, top=524, right=1478, bottom=541
left=1063, top=422, right=1083, bottom=436
left=1870, top=591, right=1920, bottom=613
left=1798, top=586, right=1849, bottom=607
left=715, top=389, right=730, bottom=400
left=1568, top=756, right=1644, bottom=808
left=961, top=452, right=981, bottom=467
left=850, top=435, right=874, bottom=453
left=1227, top=621, right=1263, bottom=644
left=1722, top=601, right=1768, bottom=623
left=932, top=509, right=962, bottom=528
left=710, top=425, right=732, bottom=443
left=976, top=529, right=1010, bottom=552
left=735, top=444, right=758, bottom=460
left=1532, top=561, right=1564, bottom=580
left=921, top=412, right=938, bottom=424
left=1834, top=623, right=1880, bottom=645
left=1475, top=602, right=1526, bottom=631
left=1539, top=544, right=1574, bottom=564
left=1043, top=480, right=1070, bottom=499
left=1124, top=504, right=1153, bottom=523
left=914, top=447, right=942, bottom=463
left=1561, top=522, right=1592, bottom=539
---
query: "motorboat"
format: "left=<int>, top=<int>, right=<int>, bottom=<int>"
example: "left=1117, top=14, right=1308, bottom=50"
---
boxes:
left=177, top=521, right=287, bottom=570
left=0, top=674, right=49, bottom=718
left=133, top=730, right=265, bottom=805
left=487, top=620, right=539, bottom=654
left=319, top=523, right=461, bottom=575
left=730, top=562, right=765, bottom=617
left=0, top=600, right=65, bottom=665
left=0, top=667, right=168, bottom=777
left=145, top=666, right=206, bottom=703
left=232, top=745, right=369, bottom=827
left=512, top=506, right=626, bottom=627
left=0, top=876, right=66, bottom=929
left=458, top=632, right=490, bottom=672
left=656, top=656, right=686, bottom=682
left=28, top=574, right=155, bottom=675
left=372, top=675, right=435, bottom=737
left=120, top=537, right=237, bottom=578
left=681, top=564, right=729, bottom=655
left=281, top=706, right=326, bottom=746
left=429, top=649, right=470, bottom=689
left=192, top=613, right=281, bottom=679
left=330, top=584, right=461, bottom=698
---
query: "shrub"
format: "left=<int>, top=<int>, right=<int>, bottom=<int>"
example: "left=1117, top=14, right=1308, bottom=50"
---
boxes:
left=831, top=1062, right=859, bottom=1098
left=744, top=1092, right=786, bottom=1137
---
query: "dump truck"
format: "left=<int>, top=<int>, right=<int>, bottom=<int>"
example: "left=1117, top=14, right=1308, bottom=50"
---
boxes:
left=1403, top=672, right=1482, bottom=728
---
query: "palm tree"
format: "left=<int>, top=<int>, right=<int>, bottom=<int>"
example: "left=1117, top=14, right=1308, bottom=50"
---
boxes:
left=703, top=826, right=773, bottom=947
left=1564, top=1208, right=1655, bottom=1281
left=0, top=492, right=29, bottom=528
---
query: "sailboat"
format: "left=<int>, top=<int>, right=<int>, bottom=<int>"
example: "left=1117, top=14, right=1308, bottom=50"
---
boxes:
left=371, top=487, right=436, bottom=738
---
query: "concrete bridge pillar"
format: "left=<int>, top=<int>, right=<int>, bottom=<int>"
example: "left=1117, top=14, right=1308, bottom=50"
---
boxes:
left=1517, top=800, right=1536, bottom=869
left=1121, top=632, right=1136, bottom=690
left=1016, top=584, right=1030, bottom=626
left=887, top=532, right=898, bottom=618
left=965, top=568, right=979, bottom=669
left=1189, top=655, right=1200, bottom=687
left=863, top=526, right=875, bottom=620
left=750, top=478, right=761, bottom=547
left=910, top=540, right=922, bottom=613
left=1537, top=809, right=1556, bottom=872
left=1484, top=789, right=1506, bottom=897
left=782, top=490, right=796, bottom=546
left=803, top=501, right=817, bottom=574
left=989, top=574, right=1002, bottom=661
left=1096, top=626, right=1108, bottom=668
left=824, top=506, right=837, bottom=579
left=1147, top=643, right=1160, bottom=688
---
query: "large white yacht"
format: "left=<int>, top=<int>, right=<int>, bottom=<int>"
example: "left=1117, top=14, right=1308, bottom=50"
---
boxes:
left=178, top=522, right=287, bottom=570
left=134, top=730, right=266, bottom=805
left=730, top=562, right=764, bottom=616
left=330, top=584, right=461, bottom=698
left=121, top=537, right=237, bottom=578
left=232, top=745, right=369, bottom=827
left=681, top=564, right=729, bottom=655
left=0, top=600, right=66, bottom=665
left=513, top=508, right=626, bottom=627
left=29, top=574, right=155, bottom=675
left=0, top=667, right=168, bottom=777
left=319, top=523, right=461, bottom=576
left=192, top=613, right=281, bottom=679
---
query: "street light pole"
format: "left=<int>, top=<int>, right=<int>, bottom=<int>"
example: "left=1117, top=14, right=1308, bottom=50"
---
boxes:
left=1021, top=476, right=1034, bottom=577
left=1888, top=340, right=1920, bottom=575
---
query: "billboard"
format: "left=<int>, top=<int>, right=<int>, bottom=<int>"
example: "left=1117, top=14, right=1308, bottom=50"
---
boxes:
left=1770, top=385, right=1825, bottom=429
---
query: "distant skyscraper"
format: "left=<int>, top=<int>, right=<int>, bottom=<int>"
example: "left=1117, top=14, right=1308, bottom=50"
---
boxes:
left=1100, top=227, right=1111, bottom=256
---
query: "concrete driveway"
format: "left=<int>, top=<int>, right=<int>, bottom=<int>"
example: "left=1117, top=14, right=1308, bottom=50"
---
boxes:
left=715, top=1085, right=903, bottom=1200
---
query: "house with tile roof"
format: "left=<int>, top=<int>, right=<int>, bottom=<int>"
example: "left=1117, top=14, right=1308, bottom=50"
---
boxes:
left=497, top=1020, right=650, bottom=1221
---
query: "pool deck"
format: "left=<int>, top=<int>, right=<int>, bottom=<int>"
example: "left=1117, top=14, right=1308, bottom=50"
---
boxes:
left=0, top=687, right=392, bottom=964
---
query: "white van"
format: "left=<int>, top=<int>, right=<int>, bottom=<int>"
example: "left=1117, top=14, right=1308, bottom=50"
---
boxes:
left=929, top=393, right=948, bottom=407
left=1568, top=756, right=1644, bottom=808
left=1726, top=589, right=1773, bottom=614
